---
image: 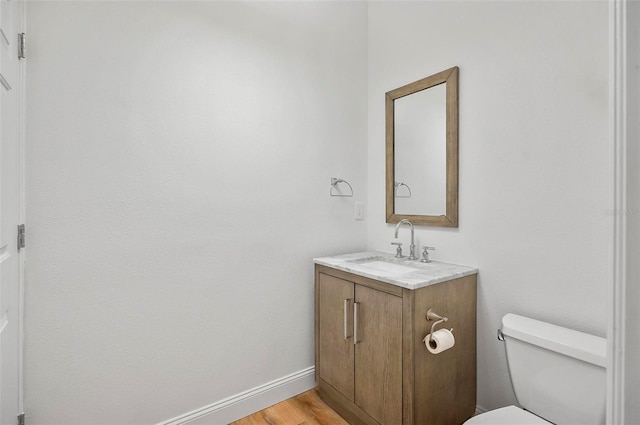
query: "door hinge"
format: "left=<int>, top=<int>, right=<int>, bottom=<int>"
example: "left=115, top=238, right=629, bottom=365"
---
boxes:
left=17, top=412, right=25, bottom=425
left=17, top=224, right=25, bottom=250
left=18, top=33, right=25, bottom=59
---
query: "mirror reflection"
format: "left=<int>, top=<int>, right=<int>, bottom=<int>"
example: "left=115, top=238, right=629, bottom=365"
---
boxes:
left=394, top=83, right=446, bottom=216
left=385, top=66, right=458, bottom=227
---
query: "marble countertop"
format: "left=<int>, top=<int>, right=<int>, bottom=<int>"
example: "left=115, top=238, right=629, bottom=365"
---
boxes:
left=313, top=251, right=478, bottom=290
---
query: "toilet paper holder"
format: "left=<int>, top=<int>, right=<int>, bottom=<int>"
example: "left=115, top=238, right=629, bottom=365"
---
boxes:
left=426, top=309, right=451, bottom=342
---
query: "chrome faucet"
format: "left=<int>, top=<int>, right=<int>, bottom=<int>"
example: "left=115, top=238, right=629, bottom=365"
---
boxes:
left=394, top=219, right=417, bottom=260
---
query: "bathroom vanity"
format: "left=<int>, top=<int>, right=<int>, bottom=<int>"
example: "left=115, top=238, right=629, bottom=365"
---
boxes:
left=314, top=252, right=478, bottom=425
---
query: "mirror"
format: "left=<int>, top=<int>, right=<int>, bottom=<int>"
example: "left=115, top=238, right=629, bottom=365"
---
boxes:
left=385, top=66, right=458, bottom=227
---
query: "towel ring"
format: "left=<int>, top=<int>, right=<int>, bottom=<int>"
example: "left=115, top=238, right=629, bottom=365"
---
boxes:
left=330, top=178, right=353, bottom=197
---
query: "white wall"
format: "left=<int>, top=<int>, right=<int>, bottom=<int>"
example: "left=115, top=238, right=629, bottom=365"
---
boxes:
left=367, top=1, right=611, bottom=411
left=24, top=2, right=367, bottom=423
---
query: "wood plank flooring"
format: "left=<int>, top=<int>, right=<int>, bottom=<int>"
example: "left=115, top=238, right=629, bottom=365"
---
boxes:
left=229, top=388, right=349, bottom=425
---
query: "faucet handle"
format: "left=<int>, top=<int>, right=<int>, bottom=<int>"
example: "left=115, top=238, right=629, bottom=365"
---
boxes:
left=391, top=242, right=404, bottom=258
left=421, top=246, right=435, bottom=263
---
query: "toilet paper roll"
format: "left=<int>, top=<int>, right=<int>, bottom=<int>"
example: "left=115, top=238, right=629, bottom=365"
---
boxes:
left=424, top=328, right=455, bottom=354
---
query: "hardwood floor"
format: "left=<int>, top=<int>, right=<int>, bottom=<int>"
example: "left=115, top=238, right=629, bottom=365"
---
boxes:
left=229, top=388, right=349, bottom=425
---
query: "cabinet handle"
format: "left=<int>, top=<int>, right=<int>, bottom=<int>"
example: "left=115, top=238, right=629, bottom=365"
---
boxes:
left=344, top=299, right=352, bottom=339
left=353, top=302, right=359, bottom=345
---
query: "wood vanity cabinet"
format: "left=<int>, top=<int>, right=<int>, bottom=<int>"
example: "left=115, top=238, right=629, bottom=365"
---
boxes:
left=314, top=264, right=477, bottom=425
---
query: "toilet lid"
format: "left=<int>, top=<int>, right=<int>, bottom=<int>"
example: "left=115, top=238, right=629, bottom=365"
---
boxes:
left=464, top=406, right=551, bottom=425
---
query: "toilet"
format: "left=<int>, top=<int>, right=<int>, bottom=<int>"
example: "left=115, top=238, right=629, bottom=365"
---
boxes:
left=465, top=313, right=607, bottom=425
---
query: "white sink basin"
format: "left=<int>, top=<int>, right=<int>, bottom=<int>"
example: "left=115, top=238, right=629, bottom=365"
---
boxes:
left=351, top=260, right=417, bottom=276
left=346, top=256, right=420, bottom=276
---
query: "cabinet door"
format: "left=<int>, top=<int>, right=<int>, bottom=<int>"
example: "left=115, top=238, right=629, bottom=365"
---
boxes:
left=354, top=284, right=403, bottom=425
left=317, top=273, right=355, bottom=400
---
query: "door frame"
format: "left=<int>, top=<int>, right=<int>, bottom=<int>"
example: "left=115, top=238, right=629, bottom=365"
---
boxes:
left=17, top=0, right=26, bottom=416
left=608, top=0, right=638, bottom=423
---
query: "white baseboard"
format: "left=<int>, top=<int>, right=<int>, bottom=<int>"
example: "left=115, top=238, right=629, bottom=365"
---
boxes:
left=158, top=366, right=316, bottom=425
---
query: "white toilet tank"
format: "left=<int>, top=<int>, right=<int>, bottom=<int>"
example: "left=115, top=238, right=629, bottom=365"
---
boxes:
left=501, top=314, right=607, bottom=425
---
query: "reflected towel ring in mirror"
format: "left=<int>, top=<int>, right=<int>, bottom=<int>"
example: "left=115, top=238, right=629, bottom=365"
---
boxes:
left=395, top=182, right=412, bottom=198
left=330, top=178, right=353, bottom=197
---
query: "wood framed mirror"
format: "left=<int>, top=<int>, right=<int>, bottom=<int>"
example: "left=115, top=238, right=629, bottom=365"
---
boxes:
left=385, top=66, right=458, bottom=227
